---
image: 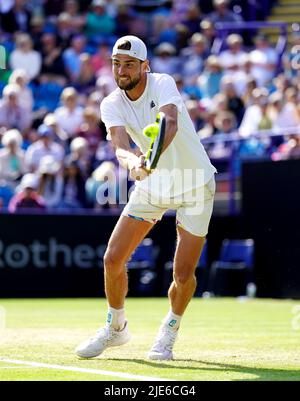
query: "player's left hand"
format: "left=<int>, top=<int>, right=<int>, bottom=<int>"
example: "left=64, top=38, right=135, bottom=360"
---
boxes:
left=129, top=155, right=149, bottom=181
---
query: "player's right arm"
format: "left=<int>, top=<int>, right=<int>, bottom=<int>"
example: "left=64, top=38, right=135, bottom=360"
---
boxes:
left=109, top=126, right=149, bottom=181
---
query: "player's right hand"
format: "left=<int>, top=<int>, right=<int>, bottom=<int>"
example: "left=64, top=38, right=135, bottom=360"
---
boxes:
left=128, top=155, right=149, bottom=181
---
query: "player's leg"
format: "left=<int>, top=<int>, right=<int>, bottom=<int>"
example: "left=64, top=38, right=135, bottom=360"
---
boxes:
left=168, top=226, right=206, bottom=316
left=104, top=215, right=154, bottom=310
left=148, top=178, right=215, bottom=360
left=75, top=215, right=154, bottom=359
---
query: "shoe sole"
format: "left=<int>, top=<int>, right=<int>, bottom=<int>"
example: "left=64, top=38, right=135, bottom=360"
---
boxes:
left=147, top=352, right=173, bottom=361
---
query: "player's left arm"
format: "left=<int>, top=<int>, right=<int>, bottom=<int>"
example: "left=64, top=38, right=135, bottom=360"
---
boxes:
left=159, top=104, right=178, bottom=153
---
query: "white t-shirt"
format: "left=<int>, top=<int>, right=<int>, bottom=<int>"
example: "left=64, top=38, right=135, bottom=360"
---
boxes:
left=100, top=73, right=216, bottom=197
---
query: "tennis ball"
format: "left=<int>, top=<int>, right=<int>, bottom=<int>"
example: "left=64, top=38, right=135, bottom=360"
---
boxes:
left=143, top=123, right=159, bottom=139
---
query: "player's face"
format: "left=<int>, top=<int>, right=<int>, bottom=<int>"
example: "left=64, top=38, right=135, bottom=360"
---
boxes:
left=112, top=55, right=147, bottom=91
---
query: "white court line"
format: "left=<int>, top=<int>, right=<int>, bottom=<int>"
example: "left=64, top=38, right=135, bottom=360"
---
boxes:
left=0, top=358, right=173, bottom=381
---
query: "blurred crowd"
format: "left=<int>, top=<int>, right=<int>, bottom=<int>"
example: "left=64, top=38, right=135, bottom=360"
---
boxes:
left=0, top=0, right=299, bottom=212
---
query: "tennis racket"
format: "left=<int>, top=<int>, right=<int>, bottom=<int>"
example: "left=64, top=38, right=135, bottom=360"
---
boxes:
left=143, top=112, right=166, bottom=172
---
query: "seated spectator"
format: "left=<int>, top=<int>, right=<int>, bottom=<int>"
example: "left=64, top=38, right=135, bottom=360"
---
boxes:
left=9, top=34, right=42, bottom=81
left=0, top=129, right=27, bottom=190
left=220, top=76, right=245, bottom=125
left=219, top=34, right=247, bottom=81
left=207, top=111, right=236, bottom=166
left=0, top=84, right=32, bottom=132
left=66, top=137, right=91, bottom=177
left=186, top=100, right=203, bottom=131
left=182, top=4, right=203, bottom=35
left=242, top=76, right=257, bottom=107
left=63, top=35, right=87, bottom=83
left=197, top=55, right=223, bottom=99
left=25, top=124, right=65, bottom=172
left=200, top=19, right=216, bottom=48
left=239, top=87, right=270, bottom=137
left=8, top=173, right=45, bottom=213
left=152, top=43, right=179, bottom=75
left=8, top=69, right=33, bottom=111
left=77, top=106, right=103, bottom=158
left=91, top=43, right=111, bottom=74
left=268, top=90, right=300, bottom=130
left=43, top=113, right=69, bottom=150
left=198, top=104, right=218, bottom=139
left=73, top=53, right=96, bottom=94
left=0, top=0, right=32, bottom=33
left=250, top=35, right=278, bottom=87
left=40, top=33, right=67, bottom=86
left=84, top=0, right=116, bottom=44
left=180, top=33, right=209, bottom=85
left=29, top=15, right=45, bottom=52
left=63, top=0, right=86, bottom=33
left=58, top=159, right=87, bottom=209
left=56, top=12, right=76, bottom=50
left=54, top=87, right=84, bottom=139
left=36, top=155, right=63, bottom=209
left=208, top=0, right=243, bottom=24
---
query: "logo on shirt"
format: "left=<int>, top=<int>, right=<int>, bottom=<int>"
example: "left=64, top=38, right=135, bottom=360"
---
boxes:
left=150, top=100, right=156, bottom=109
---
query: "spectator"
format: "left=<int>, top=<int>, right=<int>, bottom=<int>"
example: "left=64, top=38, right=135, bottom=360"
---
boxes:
left=63, top=35, right=87, bottom=83
left=0, top=84, right=32, bottom=132
left=152, top=42, right=179, bottom=75
left=36, top=155, right=63, bottom=209
left=63, top=0, right=86, bottom=33
left=283, top=32, right=300, bottom=80
left=0, top=129, right=27, bottom=189
left=200, top=19, right=216, bottom=48
left=180, top=33, right=208, bottom=85
left=54, top=87, right=84, bottom=139
left=242, top=76, right=257, bottom=106
left=43, top=113, right=69, bottom=150
left=208, top=0, right=243, bottom=24
left=239, top=87, right=270, bottom=137
left=66, top=137, right=91, bottom=177
left=30, top=15, right=46, bottom=52
left=185, top=100, right=203, bottom=131
left=208, top=111, right=236, bottom=163
left=58, top=159, right=87, bottom=209
left=182, top=4, right=203, bottom=35
left=269, top=90, right=300, bottom=130
left=77, top=106, right=103, bottom=158
left=56, top=12, right=75, bottom=49
left=84, top=0, right=116, bottom=44
left=40, top=33, right=67, bottom=86
left=198, top=104, right=218, bottom=138
left=8, top=69, right=33, bottom=111
left=0, top=0, right=31, bottom=34
left=10, top=33, right=42, bottom=81
left=74, top=53, right=96, bottom=94
left=250, top=34, right=278, bottom=87
left=198, top=55, right=223, bottom=99
left=219, top=34, right=247, bottom=81
left=8, top=173, right=45, bottom=213
left=25, top=124, right=65, bottom=172
left=220, top=76, right=245, bottom=125
left=91, top=43, right=111, bottom=73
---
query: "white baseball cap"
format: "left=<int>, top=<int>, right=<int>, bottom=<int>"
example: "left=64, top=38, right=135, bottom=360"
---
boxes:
left=112, top=35, right=147, bottom=61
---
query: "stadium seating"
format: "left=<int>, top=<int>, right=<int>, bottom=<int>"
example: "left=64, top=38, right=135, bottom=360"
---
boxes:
left=207, top=238, right=255, bottom=296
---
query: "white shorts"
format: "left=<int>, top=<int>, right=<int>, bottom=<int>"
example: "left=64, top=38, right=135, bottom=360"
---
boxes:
left=122, top=177, right=216, bottom=237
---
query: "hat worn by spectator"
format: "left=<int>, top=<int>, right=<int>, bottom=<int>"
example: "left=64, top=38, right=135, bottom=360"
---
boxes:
left=112, top=36, right=147, bottom=61
left=38, top=124, right=54, bottom=138
left=155, top=42, right=176, bottom=56
left=92, top=0, right=106, bottom=6
left=1, top=129, right=23, bottom=147
left=19, top=174, right=39, bottom=190
left=38, top=155, right=61, bottom=175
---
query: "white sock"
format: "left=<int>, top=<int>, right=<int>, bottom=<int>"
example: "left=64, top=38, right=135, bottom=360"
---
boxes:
left=107, top=306, right=126, bottom=331
left=163, top=310, right=182, bottom=331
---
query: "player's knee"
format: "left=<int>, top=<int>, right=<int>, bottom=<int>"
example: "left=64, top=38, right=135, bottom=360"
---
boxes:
left=104, top=248, right=124, bottom=274
left=173, top=267, right=196, bottom=286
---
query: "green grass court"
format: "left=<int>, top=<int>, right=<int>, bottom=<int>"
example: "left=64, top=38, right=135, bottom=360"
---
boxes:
left=0, top=298, right=299, bottom=381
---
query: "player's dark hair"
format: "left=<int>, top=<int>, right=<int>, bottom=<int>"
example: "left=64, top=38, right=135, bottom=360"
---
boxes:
left=117, top=40, right=131, bottom=51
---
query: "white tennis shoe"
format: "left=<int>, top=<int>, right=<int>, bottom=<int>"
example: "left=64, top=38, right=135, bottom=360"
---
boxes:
left=148, top=325, right=178, bottom=360
left=75, top=321, right=131, bottom=358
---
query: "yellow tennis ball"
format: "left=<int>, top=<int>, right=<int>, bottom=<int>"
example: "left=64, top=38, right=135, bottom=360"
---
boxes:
left=143, top=123, right=159, bottom=139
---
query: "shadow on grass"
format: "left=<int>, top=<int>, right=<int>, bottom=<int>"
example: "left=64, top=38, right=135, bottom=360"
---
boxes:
left=96, top=358, right=300, bottom=381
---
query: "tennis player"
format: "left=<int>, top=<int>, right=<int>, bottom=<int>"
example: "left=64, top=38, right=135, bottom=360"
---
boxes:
left=76, top=36, right=216, bottom=360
